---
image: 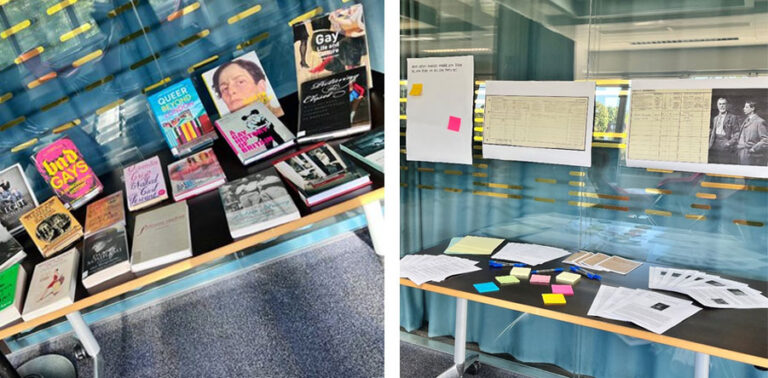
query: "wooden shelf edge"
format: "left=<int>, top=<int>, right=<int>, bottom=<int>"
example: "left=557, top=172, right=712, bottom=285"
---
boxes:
left=400, top=278, right=768, bottom=368
left=0, top=188, right=384, bottom=341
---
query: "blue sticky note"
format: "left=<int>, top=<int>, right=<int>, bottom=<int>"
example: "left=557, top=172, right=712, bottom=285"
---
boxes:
left=474, top=282, right=499, bottom=293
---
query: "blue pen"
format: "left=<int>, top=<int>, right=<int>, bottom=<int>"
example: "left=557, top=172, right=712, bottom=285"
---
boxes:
left=489, top=260, right=527, bottom=268
left=570, top=266, right=601, bottom=281
left=532, top=268, right=563, bottom=274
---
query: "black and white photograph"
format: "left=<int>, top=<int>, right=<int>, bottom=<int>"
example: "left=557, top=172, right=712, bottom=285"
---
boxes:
left=307, top=145, right=347, bottom=176
left=709, top=88, right=768, bottom=166
left=0, top=164, right=38, bottom=234
left=0, top=223, right=24, bottom=268
left=35, top=213, right=72, bottom=243
left=221, top=173, right=288, bottom=214
left=84, top=227, right=129, bottom=274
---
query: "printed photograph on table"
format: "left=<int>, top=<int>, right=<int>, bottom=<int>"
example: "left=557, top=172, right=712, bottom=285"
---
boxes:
left=0, top=164, right=38, bottom=234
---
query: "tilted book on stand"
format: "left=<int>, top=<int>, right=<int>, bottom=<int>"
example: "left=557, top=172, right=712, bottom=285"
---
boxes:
left=124, top=156, right=168, bottom=211
left=32, top=137, right=103, bottom=210
left=215, top=103, right=296, bottom=166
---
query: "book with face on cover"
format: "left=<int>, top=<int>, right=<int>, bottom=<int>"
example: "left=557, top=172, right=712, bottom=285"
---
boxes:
left=82, top=226, right=132, bottom=294
left=84, top=191, right=126, bottom=236
left=219, top=168, right=300, bottom=239
left=215, top=102, right=296, bottom=166
left=0, top=224, right=26, bottom=273
left=124, top=156, right=168, bottom=211
left=20, top=197, right=83, bottom=258
left=32, top=137, right=103, bottom=210
left=0, top=163, right=39, bottom=235
left=131, top=201, right=191, bottom=275
left=0, top=264, right=27, bottom=328
left=22, top=247, right=79, bottom=321
left=167, top=148, right=227, bottom=202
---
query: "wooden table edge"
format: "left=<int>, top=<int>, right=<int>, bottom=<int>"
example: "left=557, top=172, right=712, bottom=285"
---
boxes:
left=400, top=278, right=768, bottom=368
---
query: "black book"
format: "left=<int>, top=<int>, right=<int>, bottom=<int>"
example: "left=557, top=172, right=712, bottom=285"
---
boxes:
left=82, top=226, right=133, bottom=294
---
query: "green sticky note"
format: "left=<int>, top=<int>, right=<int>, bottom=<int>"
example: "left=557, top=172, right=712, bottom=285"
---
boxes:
left=495, top=275, right=520, bottom=285
left=0, top=264, right=19, bottom=311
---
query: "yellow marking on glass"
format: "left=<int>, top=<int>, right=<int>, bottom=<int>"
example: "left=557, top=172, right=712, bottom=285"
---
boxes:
left=473, top=145, right=482, bottom=150
left=645, top=209, right=672, bottom=217
left=474, top=117, right=483, bottom=123
left=28, top=72, right=57, bottom=89
left=47, top=0, right=78, bottom=15
left=0, top=116, right=25, bottom=131
left=177, top=29, right=209, bottom=47
left=40, top=96, right=69, bottom=112
left=690, top=203, right=711, bottom=210
left=130, top=53, right=159, bottom=70
left=474, top=108, right=484, bottom=114
left=700, top=182, right=746, bottom=191
left=1, top=19, right=30, bottom=39
left=473, top=154, right=484, bottom=159
left=645, top=188, right=671, bottom=195
left=473, top=163, right=488, bottom=169
left=705, top=173, right=745, bottom=179
left=568, top=191, right=629, bottom=201
left=0, top=93, right=12, bottom=104
left=473, top=136, right=483, bottom=142
left=444, top=188, right=462, bottom=193
left=167, top=2, right=200, bottom=22
left=119, top=26, right=150, bottom=44
left=592, top=132, right=626, bottom=138
left=416, top=167, right=434, bottom=172
left=400, top=183, right=408, bottom=187
left=84, top=75, right=114, bottom=91
left=473, top=191, right=521, bottom=199
left=96, top=99, right=125, bottom=115
left=142, top=77, right=171, bottom=93
left=14, top=46, right=44, bottom=64
left=472, top=172, right=488, bottom=178
left=72, top=49, right=102, bottom=67
left=696, top=192, right=717, bottom=200
left=474, top=127, right=483, bottom=132
left=475, top=80, right=485, bottom=85
left=187, top=55, right=218, bottom=73
left=237, top=32, right=269, bottom=50
left=535, top=178, right=556, bottom=184
left=595, top=79, right=629, bottom=86
left=400, top=149, right=406, bottom=154
left=592, top=142, right=626, bottom=149
left=473, top=182, right=523, bottom=190
left=108, top=0, right=139, bottom=18
left=399, top=132, right=405, bottom=137
left=569, top=171, right=585, bottom=177
left=399, top=98, right=406, bottom=103
left=568, top=201, right=596, bottom=208
left=535, top=197, right=555, bottom=203
left=399, top=115, right=406, bottom=120
left=289, top=7, right=323, bottom=26
left=647, top=168, right=674, bottom=173
left=228, top=4, right=262, bottom=24
left=685, top=214, right=707, bottom=221
left=417, top=185, right=434, bottom=190
left=10, top=138, right=37, bottom=152
left=569, top=181, right=585, bottom=187
left=399, top=80, right=407, bottom=85
left=60, top=23, right=92, bottom=42
left=733, top=220, right=764, bottom=227
left=444, top=170, right=462, bottom=175
left=400, top=166, right=408, bottom=170
left=52, top=119, right=81, bottom=133
left=0, top=0, right=13, bottom=5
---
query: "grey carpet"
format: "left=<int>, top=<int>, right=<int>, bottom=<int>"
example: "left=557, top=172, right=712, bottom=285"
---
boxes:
left=400, top=342, right=530, bottom=378
left=8, top=230, right=384, bottom=378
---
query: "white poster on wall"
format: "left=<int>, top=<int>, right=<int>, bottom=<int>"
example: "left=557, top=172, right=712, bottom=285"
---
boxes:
left=626, top=78, right=768, bottom=178
left=482, top=81, right=595, bottom=167
left=406, top=56, right=474, bottom=165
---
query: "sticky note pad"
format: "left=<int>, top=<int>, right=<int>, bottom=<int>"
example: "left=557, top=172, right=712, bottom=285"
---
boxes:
left=530, top=274, right=550, bottom=285
left=447, top=116, right=462, bottom=132
left=542, top=293, right=566, bottom=305
left=495, top=275, right=520, bottom=286
left=556, top=271, right=581, bottom=285
left=474, top=282, right=499, bottom=293
left=510, top=267, right=531, bottom=280
left=445, top=236, right=504, bottom=255
left=409, top=83, right=423, bottom=96
left=551, top=284, right=574, bottom=296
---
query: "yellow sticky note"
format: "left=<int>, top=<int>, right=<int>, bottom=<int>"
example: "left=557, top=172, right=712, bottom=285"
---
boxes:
left=445, top=236, right=505, bottom=255
left=556, top=271, right=581, bottom=285
left=495, top=275, right=520, bottom=285
left=409, top=83, right=423, bottom=96
left=510, top=267, right=531, bottom=280
left=542, top=293, right=566, bottom=305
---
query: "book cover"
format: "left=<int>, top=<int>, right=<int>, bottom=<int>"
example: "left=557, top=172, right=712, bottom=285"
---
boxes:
left=201, top=51, right=284, bottom=117
left=22, top=247, right=78, bottom=321
left=219, top=168, right=300, bottom=239
left=293, top=4, right=372, bottom=94
left=32, top=137, right=103, bottom=210
left=215, top=102, right=296, bottom=165
left=131, top=201, right=191, bottom=273
left=20, top=196, right=83, bottom=258
left=168, top=148, right=226, bottom=201
left=124, top=156, right=168, bottom=211
left=147, top=79, right=216, bottom=157
left=84, top=191, right=126, bottom=235
left=82, top=226, right=129, bottom=281
left=0, top=224, right=26, bottom=272
left=0, top=164, right=38, bottom=234
left=0, top=264, right=26, bottom=328
left=297, top=66, right=371, bottom=142
left=340, top=129, right=384, bottom=172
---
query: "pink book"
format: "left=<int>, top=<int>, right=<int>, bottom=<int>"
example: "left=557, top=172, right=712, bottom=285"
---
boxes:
left=124, top=156, right=168, bottom=211
left=167, top=148, right=226, bottom=202
left=32, top=137, right=102, bottom=210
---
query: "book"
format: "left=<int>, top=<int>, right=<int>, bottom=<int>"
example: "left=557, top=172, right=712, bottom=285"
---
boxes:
left=167, top=148, right=227, bottom=202
left=219, top=168, right=301, bottom=239
left=0, top=224, right=26, bottom=272
left=340, top=129, right=384, bottom=172
left=201, top=51, right=284, bottom=117
left=0, top=164, right=38, bottom=234
left=131, top=201, right=191, bottom=274
left=124, top=156, right=168, bottom=211
left=20, top=196, right=83, bottom=258
left=292, top=4, right=372, bottom=95
left=215, top=102, right=296, bottom=165
left=82, top=226, right=132, bottom=294
left=31, top=137, right=103, bottom=210
left=297, top=66, right=371, bottom=143
left=273, top=143, right=371, bottom=207
left=147, top=78, right=217, bottom=157
left=84, top=191, right=126, bottom=236
left=0, top=264, right=26, bottom=328
left=22, top=247, right=79, bottom=321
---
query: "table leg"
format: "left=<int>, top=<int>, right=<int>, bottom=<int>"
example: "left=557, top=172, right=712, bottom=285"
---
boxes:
left=362, top=200, right=385, bottom=257
left=694, top=352, right=709, bottom=378
left=437, top=298, right=479, bottom=378
left=66, top=311, right=104, bottom=378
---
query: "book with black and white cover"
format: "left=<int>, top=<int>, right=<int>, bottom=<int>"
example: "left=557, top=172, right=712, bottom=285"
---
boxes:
left=340, top=129, right=384, bottom=172
left=273, top=143, right=371, bottom=207
left=0, top=224, right=25, bottom=273
left=0, top=264, right=26, bottom=328
left=22, top=247, right=79, bottom=321
left=131, top=201, right=191, bottom=275
left=82, top=226, right=133, bottom=294
left=0, top=163, right=39, bottom=235
left=215, top=102, right=296, bottom=166
left=219, top=168, right=301, bottom=239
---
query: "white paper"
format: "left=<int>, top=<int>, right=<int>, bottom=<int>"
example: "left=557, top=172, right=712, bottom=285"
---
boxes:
left=406, top=56, right=474, bottom=165
left=610, top=290, right=701, bottom=334
left=482, top=81, right=595, bottom=167
left=400, top=254, right=481, bottom=286
left=490, top=242, right=570, bottom=266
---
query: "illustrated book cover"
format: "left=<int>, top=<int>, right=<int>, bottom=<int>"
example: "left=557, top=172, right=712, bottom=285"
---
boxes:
left=22, top=247, right=78, bottom=321
left=84, top=191, right=126, bottom=236
left=124, top=156, right=168, bottom=211
left=168, top=148, right=227, bottom=202
left=131, top=201, right=191, bottom=274
left=0, top=164, right=38, bottom=234
left=215, top=102, right=296, bottom=165
left=32, top=137, right=103, bottom=210
left=340, top=129, right=384, bottom=172
left=20, top=196, right=83, bottom=258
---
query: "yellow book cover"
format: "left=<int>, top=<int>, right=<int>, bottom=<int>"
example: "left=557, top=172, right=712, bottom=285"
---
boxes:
left=84, top=191, right=126, bottom=235
left=20, top=197, right=83, bottom=257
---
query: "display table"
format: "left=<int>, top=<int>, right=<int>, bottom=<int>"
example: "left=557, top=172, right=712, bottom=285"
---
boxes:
left=400, top=240, right=768, bottom=377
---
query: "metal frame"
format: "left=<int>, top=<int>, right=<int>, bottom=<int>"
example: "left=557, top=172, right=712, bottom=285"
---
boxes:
left=363, top=199, right=386, bottom=257
left=436, top=298, right=479, bottom=378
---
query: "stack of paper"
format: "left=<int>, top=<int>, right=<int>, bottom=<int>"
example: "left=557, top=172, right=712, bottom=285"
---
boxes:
left=445, top=236, right=505, bottom=255
left=564, top=251, right=642, bottom=275
left=588, top=285, right=702, bottom=334
left=649, top=267, right=768, bottom=309
left=491, top=242, right=570, bottom=265
left=400, top=255, right=481, bottom=285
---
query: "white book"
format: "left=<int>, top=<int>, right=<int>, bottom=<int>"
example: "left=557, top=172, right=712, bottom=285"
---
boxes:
left=0, top=264, right=26, bottom=328
left=131, top=201, right=191, bottom=274
left=22, top=248, right=79, bottom=321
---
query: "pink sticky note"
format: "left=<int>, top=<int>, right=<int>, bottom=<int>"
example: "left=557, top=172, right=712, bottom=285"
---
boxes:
left=447, top=116, right=461, bottom=132
left=530, top=274, right=550, bottom=285
left=551, top=284, right=574, bottom=296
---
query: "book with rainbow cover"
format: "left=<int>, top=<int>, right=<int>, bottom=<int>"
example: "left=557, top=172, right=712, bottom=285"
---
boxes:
left=147, top=79, right=217, bottom=157
left=32, top=137, right=102, bottom=210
